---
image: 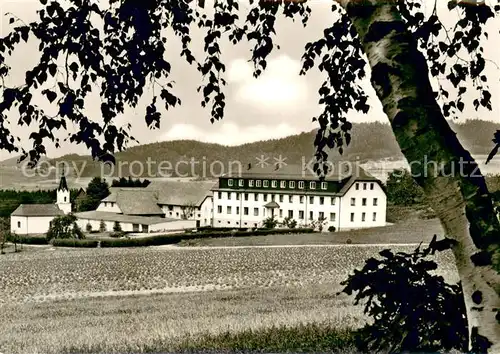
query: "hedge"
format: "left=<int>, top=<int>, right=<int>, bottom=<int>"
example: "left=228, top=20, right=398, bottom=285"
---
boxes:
left=52, top=228, right=315, bottom=248
left=51, top=239, right=100, bottom=248
left=7, top=234, right=49, bottom=245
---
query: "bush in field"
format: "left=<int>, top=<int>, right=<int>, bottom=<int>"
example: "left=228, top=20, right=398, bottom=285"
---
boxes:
left=386, top=168, right=424, bottom=206
left=310, top=216, right=327, bottom=232
left=340, top=238, right=467, bottom=353
left=46, top=214, right=85, bottom=241
left=328, top=226, right=336, bottom=232
left=262, top=216, right=278, bottom=229
left=113, top=221, right=122, bottom=232
left=281, top=216, right=297, bottom=229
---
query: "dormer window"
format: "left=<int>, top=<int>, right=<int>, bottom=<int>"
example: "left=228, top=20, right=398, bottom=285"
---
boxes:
left=256, top=180, right=261, bottom=187
left=298, top=181, right=304, bottom=189
left=249, top=180, right=254, bottom=187
left=271, top=180, right=277, bottom=188
left=228, top=179, right=234, bottom=186
left=280, top=181, right=286, bottom=188
left=289, top=181, right=295, bottom=188
left=309, top=181, right=316, bottom=189
left=263, top=180, right=269, bottom=187
left=321, top=182, right=327, bottom=190
left=239, top=179, right=244, bottom=187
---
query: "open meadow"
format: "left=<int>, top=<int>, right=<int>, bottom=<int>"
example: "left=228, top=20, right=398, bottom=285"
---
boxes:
left=0, top=244, right=458, bottom=353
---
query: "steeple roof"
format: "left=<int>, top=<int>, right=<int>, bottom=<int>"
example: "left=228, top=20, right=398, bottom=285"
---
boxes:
left=58, top=168, right=69, bottom=191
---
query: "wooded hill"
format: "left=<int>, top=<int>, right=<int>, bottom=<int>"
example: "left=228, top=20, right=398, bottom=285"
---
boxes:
left=28, top=120, right=500, bottom=178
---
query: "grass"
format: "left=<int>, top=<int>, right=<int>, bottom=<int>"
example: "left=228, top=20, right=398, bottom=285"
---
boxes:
left=178, top=217, right=443, bottom=247
left=0, top=244, right=457, bottom=353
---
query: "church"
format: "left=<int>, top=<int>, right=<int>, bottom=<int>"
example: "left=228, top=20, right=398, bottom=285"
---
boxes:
left=10, top=174, right=72, bottom=235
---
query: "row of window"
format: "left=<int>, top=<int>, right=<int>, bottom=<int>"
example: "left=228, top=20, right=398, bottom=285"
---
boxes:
left=216, top=206, right=377, bottom=222
left=355, top=182, right=375, bottom=191
left=228, top=179, right=329, bottom=190
left=218, top=192, right=338, bottom=205
left=351, top=197, right=378, bottom=206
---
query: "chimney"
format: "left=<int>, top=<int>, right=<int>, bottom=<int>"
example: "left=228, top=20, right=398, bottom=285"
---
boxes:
left=275, top=163, right=279, bottom=171
left=247, top=163, right=252, bottom=170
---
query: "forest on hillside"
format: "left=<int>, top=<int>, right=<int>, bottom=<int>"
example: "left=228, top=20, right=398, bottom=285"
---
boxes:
left=41, top=120, right=500, bottom=178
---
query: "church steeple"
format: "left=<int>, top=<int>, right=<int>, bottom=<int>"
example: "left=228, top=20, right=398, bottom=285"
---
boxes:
left=56, top=166, right=71, bottom=214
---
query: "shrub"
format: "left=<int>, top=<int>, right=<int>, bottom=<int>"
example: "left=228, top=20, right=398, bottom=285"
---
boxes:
left=46, top=214, right=85, bottom=241
left=328, top=226, right=336, bottom=232
left=113, top=221, right=122, bottom=232
left=6, top=233, right=48, bottom=245
left=85, top=222, right=92, bottom=233
left=340, top=239, right=468, bottom=353
left=262, top=216, right=278, bottom=229
left=281, top=216, right=297, bottom=229
left=99, top=220, right=106, bottom=233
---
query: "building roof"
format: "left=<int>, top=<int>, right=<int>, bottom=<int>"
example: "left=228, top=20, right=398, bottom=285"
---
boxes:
left=58, top=175, right=69, bottom=191
left=224, top=163, right=377, bottom=182
left=264, top=201, right=280, bottom=208
left=74, top=211, right=178, bottom=225
left=11, top=204, right=64, bottom=217
left=102, top=188, right=164, bottom=215
left=145, top=180, right=215, bottom=207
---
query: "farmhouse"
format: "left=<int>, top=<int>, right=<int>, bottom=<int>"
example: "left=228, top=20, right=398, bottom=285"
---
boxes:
left=10, top=173, right=72, bottom=235
left=74, top=180, right=215, bottom=232
left=212, top=163, right=387, bottom=231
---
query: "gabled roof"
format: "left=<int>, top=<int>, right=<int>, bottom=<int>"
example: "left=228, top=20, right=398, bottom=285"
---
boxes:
left=115, top=189, right=163, bottom=215
left=264, top=201, right=280, bottom=208
left=58, top=175, right=68, bottom=191
left=11, top=204, right=64, bottom=217
left=145, top=180, right=215, bottom=207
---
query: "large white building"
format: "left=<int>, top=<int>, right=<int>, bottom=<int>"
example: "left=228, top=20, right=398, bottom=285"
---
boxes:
left=212, top=163, right=387, bottom=231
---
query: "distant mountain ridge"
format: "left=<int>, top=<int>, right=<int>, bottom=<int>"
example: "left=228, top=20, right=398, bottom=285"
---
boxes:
left=13, top=120, right=500, bottom=178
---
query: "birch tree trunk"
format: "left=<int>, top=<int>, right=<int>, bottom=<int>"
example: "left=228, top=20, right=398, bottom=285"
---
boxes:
left=335, top=0, right=500, bottom=351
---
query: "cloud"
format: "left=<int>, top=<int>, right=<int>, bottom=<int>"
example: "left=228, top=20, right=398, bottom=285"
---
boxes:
left=161, top=122, right=304, bottom=145
left=227, top=55, right=309, bottom=110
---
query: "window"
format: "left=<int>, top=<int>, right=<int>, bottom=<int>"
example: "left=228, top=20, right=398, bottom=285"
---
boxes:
left=309, top=211, right=314, bottom=220
left=330, top=213, right=336, bottom=222
left=17, top=221, right=21, bottom=228
left=373, top=198, right=378, bottom=206
left=279, top=195, right=284, bottom=203
left=310, top=181, right=316, bottom=189
left=289, top=181, right=296, bottom=188
left=244, top=193, right=249, bottom=201
left=244, top=207, right=249, bottom=215
left=321, top=182, right=327, bottom=190
left=331, top=197, right=336, bottom=206
left=319, top=211, right=324, bottom=219
left=362, top=212, right=366, bottom=222
left=363, top=183, right=367, bottom=190
left=228, top=179, right=233, bottom=186
left=236, top=207, right=240, bottom=215
left=370, top=183, right=374, bottom=190
left=362, top=198, right=367, bottom=206
left=355, top=183, right=359, bottom=190
left=373, top=212, right=377, bottom=221
left=299, top=210, right=304, bottom=219
left=271, top=195, right=275, bottom=201
left=279, top=209, right=283, bottom=218
left=255, top=193, right=259, bottom=201
left=289, top=195, right=293, bottom=203
left=271, top=180, right=277, bottom=188
left=350, top=213, right=355, bottom=222
left=263, top=180, right=269, bottom=187
left=280, top=181, right=286, bottom=188
left=309, top=196, right=314, bottom=204
left=254, top=208, right=259, bottom=216
left=320, top=197, right=324, bottom=205
left=168, top=205, right=174, bottom=211
left=256, top=180, right=262, bottom=187
left=227, top=192, right=231, bottom=200
left=227, top=206, right=232, bottom=214
left=218, top=192, right=222, bottom=199
left=249, top=180, right=255, bottom=187
left=298, top=181, right=305, bottom=189
left=64, top=196, right=67, bottom=202
left=263, top=194, right=268, bottom=202
left=351, top=198, right=355, bottom=206
left=217, top=206, right=222, bottom=213
left=288, top=210, right=293, bottom=218
left=236, top=193, right=240, bottom=200
left=239, top=179, right=244, bottom=187
left=300, top=196, right=304, bottom=204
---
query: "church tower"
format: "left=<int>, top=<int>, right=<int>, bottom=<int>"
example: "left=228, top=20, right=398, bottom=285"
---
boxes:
left=56, top=166, right=71, bottom=214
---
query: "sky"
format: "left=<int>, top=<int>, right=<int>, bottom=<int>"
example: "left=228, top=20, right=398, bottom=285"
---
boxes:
left=0, top=0, right=499, bottom=160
